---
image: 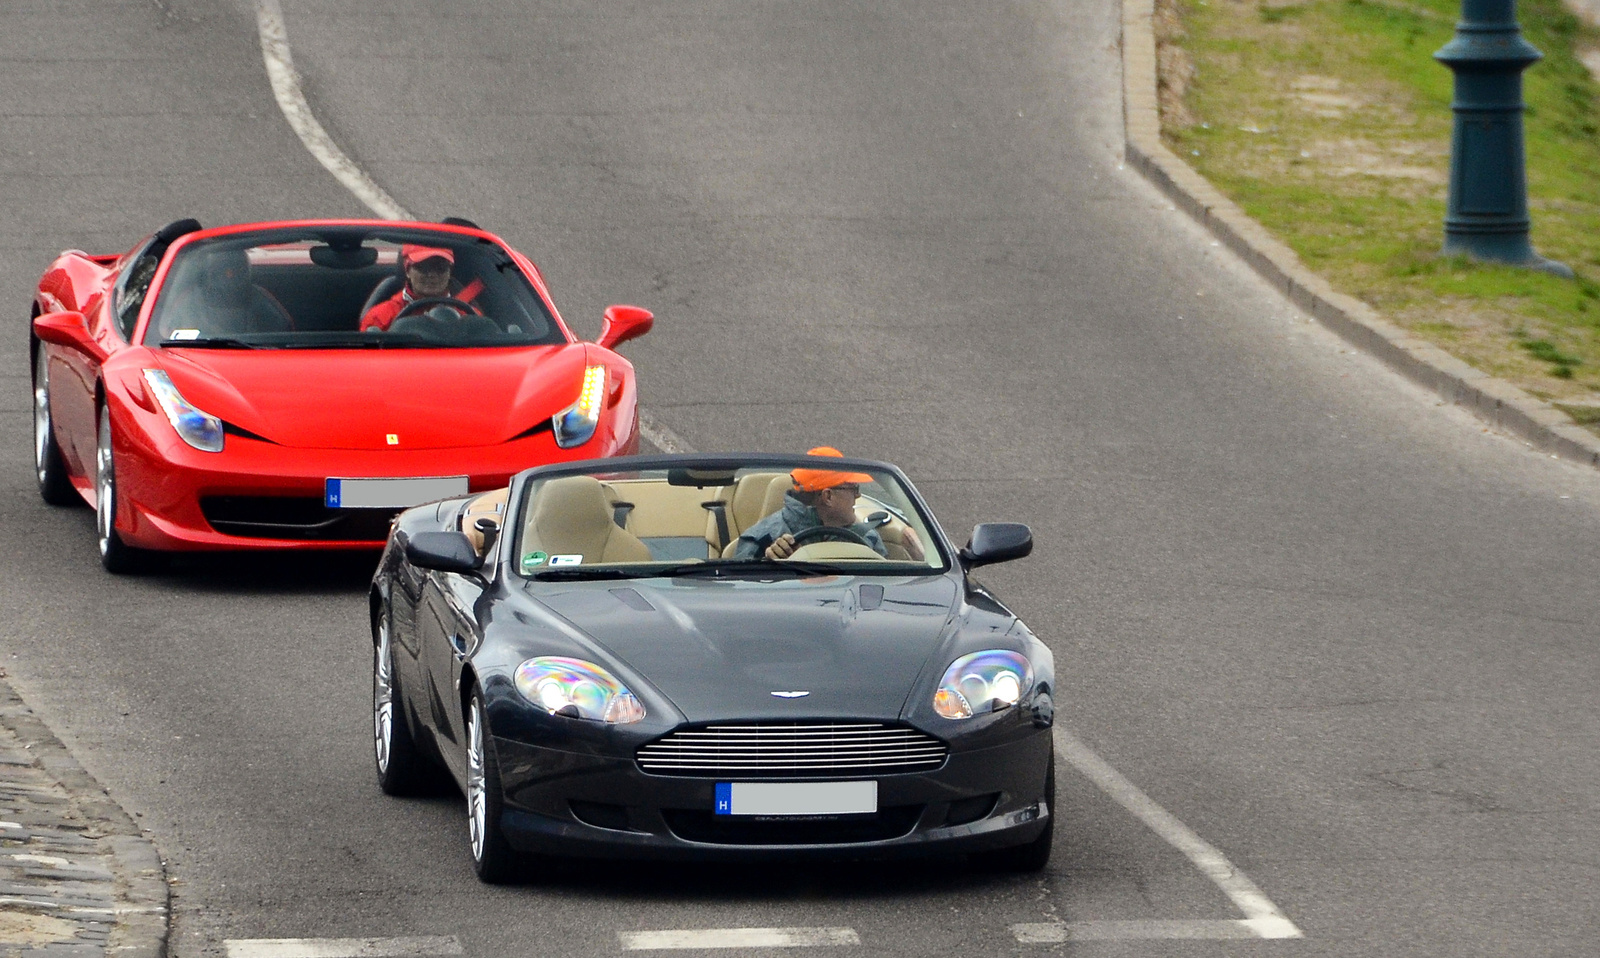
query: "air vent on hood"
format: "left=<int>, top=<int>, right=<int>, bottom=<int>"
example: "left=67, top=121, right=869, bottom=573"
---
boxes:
left=636, top=721, right=947, bottom=778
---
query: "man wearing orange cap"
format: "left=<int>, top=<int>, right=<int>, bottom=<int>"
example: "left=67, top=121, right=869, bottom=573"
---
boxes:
left=732, top=448, right=924, bottom=561
left=360, top=244, right=483, bottom=332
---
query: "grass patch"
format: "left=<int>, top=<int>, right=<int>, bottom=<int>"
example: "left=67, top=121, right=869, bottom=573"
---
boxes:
left=1163, top=0, right=1600, bottom=416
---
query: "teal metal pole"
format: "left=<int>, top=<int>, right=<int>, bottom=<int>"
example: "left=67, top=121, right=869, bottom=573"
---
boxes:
left=1434, top=0, right=1572, bottom=277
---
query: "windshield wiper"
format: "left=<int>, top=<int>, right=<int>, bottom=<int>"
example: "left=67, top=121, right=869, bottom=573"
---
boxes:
left=530, top=560, right=849, bottom=581
left=160, top=337, right=262, bottom=349
left=530, top=567, right=665, bottom=581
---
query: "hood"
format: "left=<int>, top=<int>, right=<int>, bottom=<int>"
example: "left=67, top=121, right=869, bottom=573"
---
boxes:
left=528, top=575, right=961, bottom=723
left=154, top=344, right=588, bottom=450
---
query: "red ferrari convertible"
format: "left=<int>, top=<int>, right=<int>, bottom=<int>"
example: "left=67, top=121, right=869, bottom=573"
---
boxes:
left=30, top=218, right=654, bottom=572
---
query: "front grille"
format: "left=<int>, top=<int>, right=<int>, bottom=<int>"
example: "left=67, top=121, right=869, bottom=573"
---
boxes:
left=637, top=722, right=948, bottom=778
left=662, top=805, right=923, bottom=845
left=199, top=496, right=395, bottom=542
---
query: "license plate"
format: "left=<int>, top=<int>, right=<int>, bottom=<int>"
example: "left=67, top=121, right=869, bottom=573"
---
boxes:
left=325, top=476, right=469, bottom=509
left=714, top=781, right=877, bottom=817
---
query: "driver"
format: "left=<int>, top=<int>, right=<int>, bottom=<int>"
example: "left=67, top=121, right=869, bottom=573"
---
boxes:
left=359, top=245, right=482, bottom=332
left=733, top=447, right=924, bottom=561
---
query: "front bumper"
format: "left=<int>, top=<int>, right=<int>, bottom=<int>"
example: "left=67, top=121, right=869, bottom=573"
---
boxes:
left=110, top=398, right=639, bottom=551
left=489, top=727, right=1053, bottom=862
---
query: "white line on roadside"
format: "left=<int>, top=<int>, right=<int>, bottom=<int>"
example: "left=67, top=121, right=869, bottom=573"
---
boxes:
left=1053, top=727, right=1303, bottom=940
left=224, top=937, right=463, bottom=958
left=637, top=409, right=693, bottom=454
left=619, top=927, right=860, bottom=950
left=252, top=0, right=411, bottom=221
left=1014, top=918, right=1291, bottom=942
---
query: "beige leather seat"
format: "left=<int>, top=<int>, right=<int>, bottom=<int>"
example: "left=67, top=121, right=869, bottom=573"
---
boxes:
left=522, top=476, right=652, bottom=563
left=704, top=472, right=784, bottom=555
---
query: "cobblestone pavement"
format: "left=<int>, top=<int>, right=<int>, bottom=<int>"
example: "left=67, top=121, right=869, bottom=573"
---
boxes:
left=0, top=677, right=166, bottom=958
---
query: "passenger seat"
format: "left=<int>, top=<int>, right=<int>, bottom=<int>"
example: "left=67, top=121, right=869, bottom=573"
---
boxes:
left=522, top=476, right=652, bottom=563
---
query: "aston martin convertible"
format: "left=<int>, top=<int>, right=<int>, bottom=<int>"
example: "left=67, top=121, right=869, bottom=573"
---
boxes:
left=368, top=451, right=1055, bottom=881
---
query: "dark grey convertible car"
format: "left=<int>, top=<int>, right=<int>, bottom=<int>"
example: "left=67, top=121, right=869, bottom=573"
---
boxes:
left=368, top=452, right=1055, bottom=882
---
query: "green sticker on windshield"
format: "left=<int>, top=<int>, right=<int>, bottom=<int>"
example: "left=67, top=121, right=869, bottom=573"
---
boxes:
left=521, top=551, right=548, bottom=571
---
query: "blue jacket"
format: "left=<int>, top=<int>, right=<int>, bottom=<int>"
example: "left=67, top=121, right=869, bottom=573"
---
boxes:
left=733, top=491, right=886, bottom=559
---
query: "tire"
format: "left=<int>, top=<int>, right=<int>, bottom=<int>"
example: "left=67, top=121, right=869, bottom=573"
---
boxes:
left=465, top=687, right=518, bottom=883
left=977, top=751, right=1055, bottom=873
left=96, top=405, right=149, bottom=574
left=33, top=348, right=76, bottom=506
left=373, top=610, right=427, bottom=795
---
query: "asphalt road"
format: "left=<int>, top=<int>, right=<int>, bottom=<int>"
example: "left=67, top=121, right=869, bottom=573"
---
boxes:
left=4, top=0, right=1600, bottom=955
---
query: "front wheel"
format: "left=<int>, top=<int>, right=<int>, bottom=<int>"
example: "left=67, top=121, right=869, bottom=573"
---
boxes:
left=33, top=348, right=76, bottom=506
left=466, top=688, right=517, bottom=883
left=96, top=405, right=148, bottom=574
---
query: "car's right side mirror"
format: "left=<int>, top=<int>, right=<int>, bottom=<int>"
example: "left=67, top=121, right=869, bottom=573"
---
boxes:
left=959, top=522, right=1033, bottom=569
left=33, top=311, right=103, bottom=360
left=596, top=305, right=654, bottom=351
left=405, top=531, right=483, bottom=573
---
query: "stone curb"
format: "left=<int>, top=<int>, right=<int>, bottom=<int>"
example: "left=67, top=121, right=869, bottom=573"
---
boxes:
left=0, top=677, right=169, bottom=958
left=1119, top=0, right=1600, bottom=469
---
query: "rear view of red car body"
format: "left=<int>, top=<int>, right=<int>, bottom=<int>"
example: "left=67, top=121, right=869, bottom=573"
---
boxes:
left=29, top=218, right=653, bottom=572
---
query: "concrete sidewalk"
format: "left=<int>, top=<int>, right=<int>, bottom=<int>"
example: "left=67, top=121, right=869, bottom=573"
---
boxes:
left=0, top=677, right=166, bottom=958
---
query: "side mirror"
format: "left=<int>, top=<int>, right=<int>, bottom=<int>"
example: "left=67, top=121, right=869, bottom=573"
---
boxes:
left=405, top=531, right=483, bottom=573
left=33, top=312, right=104, bottom=360
left=596, top=305, right=654, bottom=351
left=959, top=522, right=1033, bottom=569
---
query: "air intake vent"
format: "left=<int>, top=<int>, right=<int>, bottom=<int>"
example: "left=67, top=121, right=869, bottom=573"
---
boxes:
left=637, top=722, right=947, bottom=778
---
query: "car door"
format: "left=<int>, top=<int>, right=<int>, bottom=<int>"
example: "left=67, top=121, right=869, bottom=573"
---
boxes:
left=417, top=567, right=487, bottom=776
left=54, top=247, right=151, bottom=478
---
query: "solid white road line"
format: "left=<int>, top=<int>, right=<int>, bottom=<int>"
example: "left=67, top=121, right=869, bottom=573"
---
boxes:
left=252, top=0, right=411, bottom=221
left=619, top=927, right=860, bottom=950
left=1013, top=919, right=1291, bottom=942
left=1053, top=727, right=1303, bottom=940
left=637, top=410, right=694, bottom=454
left=224, top=937, right=464, bottom=958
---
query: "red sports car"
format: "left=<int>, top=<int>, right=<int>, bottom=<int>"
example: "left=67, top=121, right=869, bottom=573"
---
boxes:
left=30, top=218, right=653, bottom=572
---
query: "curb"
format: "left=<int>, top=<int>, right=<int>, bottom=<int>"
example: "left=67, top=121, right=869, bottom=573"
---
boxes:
left=1119, top=0, right=1600, bottom=469
left=0, top=677, right=170, bottom=958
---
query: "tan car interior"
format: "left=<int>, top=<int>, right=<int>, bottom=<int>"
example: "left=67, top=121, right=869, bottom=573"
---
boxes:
left=462, top=472, right=922, bottom=563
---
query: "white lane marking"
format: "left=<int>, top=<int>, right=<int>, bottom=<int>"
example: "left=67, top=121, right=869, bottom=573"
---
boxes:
left=224, top=938, right=464, bottom=958
left=252, top=0, right=411, bottom=220
left=638, top=409, right=694, bottom=454
left=1014, top=918, right=1294, bottom=942
left=1054, top=727, right=1303, bottom=939
left=10, top=853, right=72, bottom=866
left=619, top=927, right=860, bottom=950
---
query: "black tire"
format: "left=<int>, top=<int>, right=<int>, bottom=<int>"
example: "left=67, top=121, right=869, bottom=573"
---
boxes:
left=466, top=687, right=518, bottom=883
left=978, top=751, right=1055, bottom=873
left=373, top=609, right=427, bottom=795
left=96, top=405, right=150, bottom=574
left=33, top=348, right=77, bottom=506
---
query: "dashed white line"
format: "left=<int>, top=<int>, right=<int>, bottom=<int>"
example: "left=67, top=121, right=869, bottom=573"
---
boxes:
left=1014, top=918, right=1292, bottom=942
left=619, top=927, right=860, bottom=950
left=252, top=0, right=411, bottom=220
left=224, top=937, right=464, bottom=958
left=637, top=409, right=694, bottom=454
left=1053, top=727, right=1303, bottom=940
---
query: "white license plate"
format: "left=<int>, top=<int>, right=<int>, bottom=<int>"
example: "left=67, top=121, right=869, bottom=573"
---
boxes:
left=714, top=781, right=877, bottom=817
left=324, top=476, right=469, bottom=509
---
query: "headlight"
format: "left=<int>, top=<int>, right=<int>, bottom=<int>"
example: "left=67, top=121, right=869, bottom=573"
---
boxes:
left=142, top=369, right=223, bottom=452
left=514, top=656, right=645, bottom=724
left=932, top=650, right=1033, bottom=719
left=552, top=365, right=606, bottom=448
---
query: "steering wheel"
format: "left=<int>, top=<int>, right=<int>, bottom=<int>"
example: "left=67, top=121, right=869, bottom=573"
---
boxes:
left=790, top=524, right=872, bottom=549
left=392, top=296, right=479, bottom=322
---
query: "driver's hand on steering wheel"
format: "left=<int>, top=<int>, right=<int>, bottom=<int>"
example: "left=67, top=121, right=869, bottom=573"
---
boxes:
left=764, top=533, right=797, bottom=560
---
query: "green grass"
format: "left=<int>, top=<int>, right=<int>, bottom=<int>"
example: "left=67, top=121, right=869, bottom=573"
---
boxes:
left=1166, top=0, right=1600, bottom=407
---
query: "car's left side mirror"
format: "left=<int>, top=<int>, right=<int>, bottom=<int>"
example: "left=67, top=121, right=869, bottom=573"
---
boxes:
left=405, top=531, right=483, bottom=573
left=959, top=522, right=1033, bottom=569
left=596, top=305, right=653, bottom=351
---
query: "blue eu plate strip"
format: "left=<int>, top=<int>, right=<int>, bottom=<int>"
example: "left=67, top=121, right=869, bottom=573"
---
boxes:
left=325, top=479, right=342, bottom=508
left=714, top=782, right=733, bottom=815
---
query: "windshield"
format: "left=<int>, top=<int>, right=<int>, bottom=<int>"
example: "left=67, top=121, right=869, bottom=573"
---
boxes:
left=513, top=461, right=948, bottom=579
left=143, top=228, right=565, bottom=349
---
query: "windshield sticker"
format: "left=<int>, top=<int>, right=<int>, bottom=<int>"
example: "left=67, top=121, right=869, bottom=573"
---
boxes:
left=548, top=554, right=584, bottom=566
left=520, top=551, right=548, bottom=571
left=168, top=329, right=201, bottom=341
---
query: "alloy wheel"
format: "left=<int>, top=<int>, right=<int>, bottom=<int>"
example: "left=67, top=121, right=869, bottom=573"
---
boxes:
left=96, top=408, right=116, bottom=558
left=373, top=620, right=395, bottom=775
left=467, top=698, right=488, bottom=862
left=33, top=351, right=50, bottom=484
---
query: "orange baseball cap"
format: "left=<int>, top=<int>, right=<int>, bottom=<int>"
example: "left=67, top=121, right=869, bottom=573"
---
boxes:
left=401, top=244, right=455, bottom=268
left=791, top=447, right=874, bottom=493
